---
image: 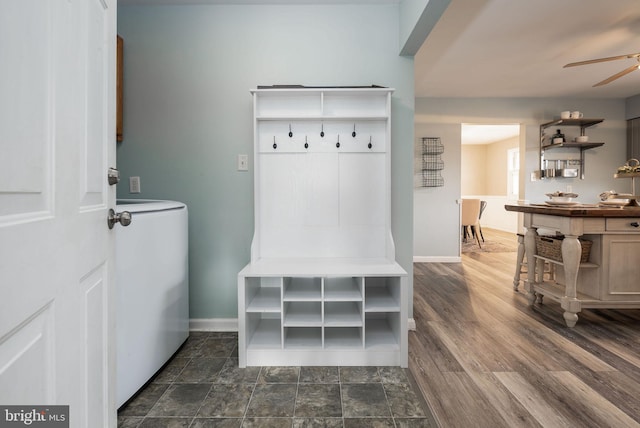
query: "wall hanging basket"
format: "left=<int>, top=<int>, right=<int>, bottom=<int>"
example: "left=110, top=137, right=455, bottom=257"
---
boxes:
left=419, top=137, right=444, bottom=187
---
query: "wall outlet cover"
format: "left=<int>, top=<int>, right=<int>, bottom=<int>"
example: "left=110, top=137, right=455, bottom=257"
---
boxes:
left=129, top=176, right=141, bottom=193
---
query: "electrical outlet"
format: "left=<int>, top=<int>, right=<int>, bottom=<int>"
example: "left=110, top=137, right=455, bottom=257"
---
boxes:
left=237, top=154, right=249, bottom=171
left=129, top=176, right=141, bottom=193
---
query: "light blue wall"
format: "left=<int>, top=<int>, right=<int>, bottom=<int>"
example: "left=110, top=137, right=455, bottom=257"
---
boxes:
left=117, top=4, right=415, bottom=320
left=414, top=97, right=627, bottom=259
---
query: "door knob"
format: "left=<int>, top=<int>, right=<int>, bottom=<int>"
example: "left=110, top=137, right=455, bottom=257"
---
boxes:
left=108, top=208, right=132, bottom=229
left=108, top=167, right=120, bottom=185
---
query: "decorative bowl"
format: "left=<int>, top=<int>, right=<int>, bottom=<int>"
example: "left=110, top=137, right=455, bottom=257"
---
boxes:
left=546, top=192, right=578, bottom=203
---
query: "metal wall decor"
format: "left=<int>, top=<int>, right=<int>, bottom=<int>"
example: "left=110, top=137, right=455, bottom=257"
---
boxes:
left=420, top=137, right=444, bottom=187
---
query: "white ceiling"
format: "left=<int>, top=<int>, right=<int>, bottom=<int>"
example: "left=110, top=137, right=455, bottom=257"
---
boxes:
left=415, top=0, right=640, bottom=99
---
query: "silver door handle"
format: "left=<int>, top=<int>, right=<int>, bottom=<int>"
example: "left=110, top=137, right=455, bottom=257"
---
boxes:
left=108, top=208, right=132, bottom=229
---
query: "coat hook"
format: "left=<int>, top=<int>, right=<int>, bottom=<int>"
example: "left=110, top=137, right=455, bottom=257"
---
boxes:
left=288, top=124, right=293, bottom=138
left=304, top=136, right=308, bottom=149
left=336, top=134, right=340, bottom=148
left=320, top=123, right=325, bottom=138
left=352, top=124, right=357, bottom=138
left=273, top=136, right=277, bottom=149
left=368, top=135, right=372, bottom=149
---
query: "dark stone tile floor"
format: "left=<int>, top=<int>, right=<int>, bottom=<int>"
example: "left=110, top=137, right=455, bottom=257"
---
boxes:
left=118, top=332, right=436, bottom=428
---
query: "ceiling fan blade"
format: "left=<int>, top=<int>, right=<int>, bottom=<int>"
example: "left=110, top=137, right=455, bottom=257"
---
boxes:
left=593, top=64, right=640, bottom=87
left=564, top=53, right=640, bottom=68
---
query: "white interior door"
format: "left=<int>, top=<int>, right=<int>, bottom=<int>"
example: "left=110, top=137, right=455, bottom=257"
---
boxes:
left=0, top=1, right=117, bottom=427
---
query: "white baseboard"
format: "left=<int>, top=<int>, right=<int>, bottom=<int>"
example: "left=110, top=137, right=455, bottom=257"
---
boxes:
left=413, top=256, right=461, bottom=263
left=408, top=318, right=416, bottom=331
left=190, top=318, right=238, bottom=332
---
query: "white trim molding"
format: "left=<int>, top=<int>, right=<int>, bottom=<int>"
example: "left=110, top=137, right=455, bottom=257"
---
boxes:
left=408, top=318, right=416, bottom=331
left=413, top=256, right=461, bottom=263
left=190, top=318, right=238, bottom=332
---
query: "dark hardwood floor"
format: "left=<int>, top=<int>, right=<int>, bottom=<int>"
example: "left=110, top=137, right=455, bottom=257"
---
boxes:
left=409, top=228, right=640, bottom=428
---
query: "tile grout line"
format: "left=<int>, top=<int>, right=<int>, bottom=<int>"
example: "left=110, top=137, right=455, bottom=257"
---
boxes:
left=378, top=367, right=398, bottom=428
left=339, top=366, right=346, bottom=427
left=179, top=336, right=207, bottom=428
left=292, top=365, right=301, bottom=422
left=141, top=344, right=196, bottom=426
left=240, top=365, right=262, bottom=425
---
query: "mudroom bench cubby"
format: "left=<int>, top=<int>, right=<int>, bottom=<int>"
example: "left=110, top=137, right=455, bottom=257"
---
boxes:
left=238, top=87, right=407, bottom=367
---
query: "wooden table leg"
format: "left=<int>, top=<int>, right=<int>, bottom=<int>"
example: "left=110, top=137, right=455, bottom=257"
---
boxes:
left=513, top=234, right=525, bottom=291
left=524, top=227, right=538, bottom=305
left=560, top=235, right=581, bottom=327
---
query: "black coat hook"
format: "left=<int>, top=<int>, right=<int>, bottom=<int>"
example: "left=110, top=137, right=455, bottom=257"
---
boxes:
left=273, top=136, right=277, bottom=149
left=336, top=134, right=340, bottom=148
left=320, top=123, right=324, bottom=138
left=288, top=124, right=293, bottom=138
left=368, top=136, right=372, bottom=149
left=352, top=124, right=356, bottom=138
left=304, top=136, right=308, bottom=149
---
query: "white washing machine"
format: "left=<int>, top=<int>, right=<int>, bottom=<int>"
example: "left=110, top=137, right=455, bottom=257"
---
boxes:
left=115, top=199, right=189, bottom=408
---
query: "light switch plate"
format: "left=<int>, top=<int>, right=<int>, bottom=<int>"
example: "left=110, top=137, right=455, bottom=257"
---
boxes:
left=238, top=154, right=249, bottom=171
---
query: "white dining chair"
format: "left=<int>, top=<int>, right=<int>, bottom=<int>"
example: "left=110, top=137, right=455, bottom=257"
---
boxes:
left=461, top=198, right=482, bottom=248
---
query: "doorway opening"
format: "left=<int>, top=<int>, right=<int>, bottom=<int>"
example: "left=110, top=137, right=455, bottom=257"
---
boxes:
left=461, top=124, right=521, bottom=235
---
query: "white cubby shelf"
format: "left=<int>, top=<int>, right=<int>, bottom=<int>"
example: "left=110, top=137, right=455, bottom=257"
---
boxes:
left=238, top=87, right=407, bottom=367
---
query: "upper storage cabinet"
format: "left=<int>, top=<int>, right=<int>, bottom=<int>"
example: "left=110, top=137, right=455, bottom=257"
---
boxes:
left=250, top=87, right=395, bottom=262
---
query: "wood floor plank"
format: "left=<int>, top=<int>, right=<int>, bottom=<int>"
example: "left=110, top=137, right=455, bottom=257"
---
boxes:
left=494, top=371, right=576, bottom=427
left=574, top=370, right=640, bottom=422
left=428, top=321, right=515, bottom=373
left=438, top=371, right=511, bottom=428
left=469, top=372, right=542, bottom=428
left=549, top=371, right=640, bottom=427
left=409, top=325, right=464, bottom=373
left=408, top=330, right=462, bottom=427
left=409, top=228, right=640, bottom=427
